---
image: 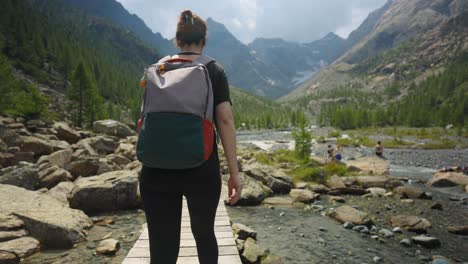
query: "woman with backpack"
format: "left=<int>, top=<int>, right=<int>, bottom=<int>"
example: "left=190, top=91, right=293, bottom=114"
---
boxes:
left=137, top=10, right=242, bottom=264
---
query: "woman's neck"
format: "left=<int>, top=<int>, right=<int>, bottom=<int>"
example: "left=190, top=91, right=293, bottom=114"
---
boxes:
left=180, top=45, right=203, bottom=54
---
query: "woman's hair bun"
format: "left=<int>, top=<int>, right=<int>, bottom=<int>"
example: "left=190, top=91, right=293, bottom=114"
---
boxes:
left=181, top=9, right=193, bottom=23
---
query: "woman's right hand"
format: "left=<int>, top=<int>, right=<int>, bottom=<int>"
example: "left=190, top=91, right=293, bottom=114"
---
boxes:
left=227, top=174, right=242, bottom=205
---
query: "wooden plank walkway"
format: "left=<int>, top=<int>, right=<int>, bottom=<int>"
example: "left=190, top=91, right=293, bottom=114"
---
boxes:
left=122, top=196, right=242, bottom=264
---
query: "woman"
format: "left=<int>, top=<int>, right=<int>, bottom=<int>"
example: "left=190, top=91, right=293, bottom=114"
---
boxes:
left=138, top=10, right=242, bottom=264
left=375, top=141, right=383, bottom=157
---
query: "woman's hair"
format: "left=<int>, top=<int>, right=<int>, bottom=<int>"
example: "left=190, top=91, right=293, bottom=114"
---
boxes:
left=174, top=10, right=207, bottom=48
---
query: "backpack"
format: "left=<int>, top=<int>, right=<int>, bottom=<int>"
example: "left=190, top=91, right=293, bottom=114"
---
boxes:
left=136, top=54, right=215, bottom=169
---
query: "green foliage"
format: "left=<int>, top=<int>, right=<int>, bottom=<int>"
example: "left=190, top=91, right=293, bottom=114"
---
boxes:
left=291, top=114, right=312, bottom=160
left=318, top=52, right=468, bottom=129
left=255, top=149, right=310, bottom=166
left=328, top=130, right=341, bottom=138
left=289, top=166, right=327, bottom=184
left=324, top=162, right=348, bottom=176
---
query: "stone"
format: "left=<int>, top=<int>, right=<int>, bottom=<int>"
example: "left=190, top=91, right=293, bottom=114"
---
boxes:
left=263, top=196, right=293, bottom=206
left=0, top=250, right=19, bottom=264
left=48, top=181, right=75, bottom=204
left=0, top=229, right=28, bottom=242
left=96, top=239, right=120, bottom=255
left=289, top=189, right=319, bottom=203
left=0, top=125, right=20, bottom=146
left=379, top=228, right=394, bottom=238
left=19, top=136, right=54, bottom=157
left=38, top=165, right=73, bottom=189
left=244, top=163, right=292, bottom=194
left=106, top=154, right=131, bottom=166
left=394, top=186, right=432, bottom=200
left=13, top=152, right=34, bottom=163
left=411, top=236, right=441, bottom=248
left=262, top=254, right=283, bottom=264
left=66, top=159, right=100, bottom=178
left=327, top=175, right=346, bottom=189
left=390, top=215, right=432, bottom=233
left=0, top=237, right=40, bottom=258
left=93, top=120, right=135, bottom=138
left=307, top=183, right=330, bottom=194
left=294, top=182, right=308, bottom=189
left=242, top=237, right=266, bottom=263
left=232, top=223, right=257, bottom=240
left=77, top=136, right=119, bottom=155
left=392, top=227, right=403, bottom=233
left=70, top=170, right=140, bottom=213
left=236, top=173, right=272, bottom=206
left=0, top=163, right=39, bottom=190
left=0, top=184, right=92, bottom=248
left=115, top=143, right=135, bottom=160
left=447, top=225, right=468, bottom=235
left=37, top=149, right=72, bottom=168
left=48, top=140, right=71, bottom=152
left=0, top=214, right=25, bottom=231
left=330, top=196, right=346, bottom=203
left=0, top=153, right=15, bottom=168
left=125, top=160, right=142, bottom=171
left=53, top=122, right=81, bottom=144
left=431, top=256, right=453, bottom=264
left=345, top=157, right=390, bottom=175
left=354, top=176, right=390, bottom=188
left=430, top=202, right=443, bottom=210
left=400, top=238, right=411, bottom=247
left=343, top=222, right=354, bottom=229
left=367, top=187, right=387, bottom=197
left=427, top=172, right=468, bottom=187
left=328, top=186, right=368, bottom=196
left=328, top=206, right=372, bottom=226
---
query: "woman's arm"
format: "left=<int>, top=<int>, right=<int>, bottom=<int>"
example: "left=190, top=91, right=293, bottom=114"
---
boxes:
left=215, top=102, right=242, bottom=205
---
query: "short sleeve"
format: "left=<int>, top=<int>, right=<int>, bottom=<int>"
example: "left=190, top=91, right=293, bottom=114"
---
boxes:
left=207, top=62, right=232, bottom=107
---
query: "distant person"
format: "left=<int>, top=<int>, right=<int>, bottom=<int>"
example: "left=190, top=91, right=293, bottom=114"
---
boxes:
left=327, top=144, right=335, bottom=160
left=335, top=144, right=342, bottom=161
left=137, top=10, right=241, bottom=264
left=375, top=141, right=383, bottom=157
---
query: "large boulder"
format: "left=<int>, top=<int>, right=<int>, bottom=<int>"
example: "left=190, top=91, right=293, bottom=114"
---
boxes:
left=411, top=236, right=440, bottom=248
left=243, top=163, right=292, bottom=194
left=53, top=122, right=81, bottom=144
left=327, top=175, right=346, bottom=189
left=390, top=215, right=432, bottom=233
left=345, top=157, right=389, bottom=175
left=307, top=183, right=330, bottom=194
left=0, top=237, right=40, bottom=258
left=93, top=120, right=135, bottom=138
left=352, top=176, right=391, bottom=188
left=0, top=153, right=16, bottom=168
left=69, top=170, right=140, bottom=213
left=289, top=189, right=320, bottom=203
left=0, top=124, right=20, bottom=146
left=48, top=181, right=75, bottom=204
left=242, top=237, right=267, bottom=264
left=19, top=136, right=53, bottom=157
left=0, top=163, right=39, bottom=190
left=393, top=186, right=432, bottom=200
left=447, top=225, right=468, bottom=235
left=0, top=184, right=92, bottom=248
left=263, top=196, right=294, bottom=206
left=328, top=206, right=372, bottom=226
left=76, top=136, right=119, bottom=155
left=0, top=250, right=20, bottom=264
left=37, top=149, right=72, bottom=169
left=427, top=172, right=468, bottom=187
left=235, top=173, right=272, bottom=206
left=232, top=223, right=257, bottom=240
left=115, top=143, right=135, bottom=160
left=37, top=164, right=73, bottom=189
left=66, top=158, right=100, bottom=178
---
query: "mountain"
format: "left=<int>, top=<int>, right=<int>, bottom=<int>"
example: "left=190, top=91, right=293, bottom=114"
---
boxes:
left=282, top=0, right=468, bottom=129
left=65, top=0, right=176, bottom=56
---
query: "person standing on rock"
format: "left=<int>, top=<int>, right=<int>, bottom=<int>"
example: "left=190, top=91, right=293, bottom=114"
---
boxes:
left=375, top=141, right=383, bottom=157
left=137, top=10, right=242, bottom=264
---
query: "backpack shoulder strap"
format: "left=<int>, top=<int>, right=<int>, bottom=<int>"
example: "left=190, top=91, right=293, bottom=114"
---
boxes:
left=195, top=54, right=215, bottom=66
left=157, top=55, right=172, bottom=64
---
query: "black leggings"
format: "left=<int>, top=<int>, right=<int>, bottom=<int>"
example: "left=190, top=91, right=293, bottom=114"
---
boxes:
left=139, top=153, right=222, bottom=264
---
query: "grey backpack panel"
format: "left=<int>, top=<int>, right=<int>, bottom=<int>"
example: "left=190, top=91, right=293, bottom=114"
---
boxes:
left=141, top=55, right=215, bottom=121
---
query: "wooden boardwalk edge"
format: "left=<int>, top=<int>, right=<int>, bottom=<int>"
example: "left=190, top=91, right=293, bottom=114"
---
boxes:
left=122, top=197, right=242, bottom=264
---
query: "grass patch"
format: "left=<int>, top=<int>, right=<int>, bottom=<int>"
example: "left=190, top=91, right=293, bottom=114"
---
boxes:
left=328, top=130, right=341, bottom=138
left=289, top=166, right=327, bottom=184
left=254, top=149, right=309, bottom=166
left=419, top=139, right=458, bottom=149
left=337, top=135, right=373, bottom=147
left=324, top=162, right=348, bottom=176
left=383, top=138, right=413, bottom=148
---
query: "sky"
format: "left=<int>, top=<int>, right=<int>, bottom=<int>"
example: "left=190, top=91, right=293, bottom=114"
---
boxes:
left=116, top=0, right=388, bottom=44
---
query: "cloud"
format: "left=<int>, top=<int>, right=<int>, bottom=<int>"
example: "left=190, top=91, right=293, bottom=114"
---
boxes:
left=117, top=0, right=387, bottom=43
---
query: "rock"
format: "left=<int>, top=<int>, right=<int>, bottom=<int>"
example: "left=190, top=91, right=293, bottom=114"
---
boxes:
left=447, top=225, right=468, bottom=235
left=0, top=250, right=19, bottom=264
left=53, top=122, right=81, bottom=144
left=411, top=236, right=441, bottom=248
left=328, top=206, right=372, bottom=226
left=263, top=197, right=293, bottom=206
left=48, top=181, right=75, bottom=204
left=19, top=136, right=54, bottom=157
left=0, top=163, right=39, bottom=190
left=115, top=143, right=135, bottom=160
left=393, top=227, right=403, bottom=233
left=0, top=125, right=20, bottom=146
left=232, top=223, right=257, bottom=240
left=352, top=225, right=370, bottom=234
left=242, top=237, right=266, bottom=263
left=431, top=256, right=453, bottom=264
left=96, top=239, right=120, bottom=255
left=0, top=229, right=28, bottom=242
left=261, top=254, right=283, bottom=264
left=236, top=173, right=272, bottom=205
left=330, top=196, right=346, bottom=203
left=400, top=238, right=411, bottom=247
left=125, top=160, right=142, bottom=171
left=235, top=239, right=244, bottom=252
left=343, top=222, right=354, bottom=229
left=38, top=165, right=73, bottom=189
left=70, top=170, right=140, bottom=213
left=354, top=176, right=390, bottom=188
left=37, top=149, right=72, bottom=168
left=328, top=186, right=368, bottom=196
left=373, top=256, right=383, bottom=263
left=394, top=186, right=432, bottom=200
left=367, top=187, right=387, bottom=197
left=13, top=152, right=35, bottom=164
left=0, top=140, right=7, bottom=152
left=0, top=237, right=40, bottom=258
left=390, top=215, right=432, bottom=233
left=0, top=153, right=15, bottom=168
left=106, top=154, right=131, bottom=167
left=430, top=202, right=443, bottom=210
left=307, top=183, right=330, bottom=194
left=385, top=179, right=404, bottom=189
left=0, top=184, right=92, bottom=248
left=379, top=228, right=394, bottom=238
left=0, top=214, right=25, bottom=231
left=345, top=157, right=389, bottom=175
left=294, top=182, right=308, bottom=189
left=289, top=189, right=319, bottom=203
left=93, top=120, right=135, bottom=138
left=77, top=136, right=119, bottom=155
left=48, top=140, right=71, bottom=152
left=327, top=175, right=346, bottom=189
left=427, top=172, right=468, bottom=187
left=66, top=159, right=100, bottom=178
left=244, top=164, right=292, bottom=194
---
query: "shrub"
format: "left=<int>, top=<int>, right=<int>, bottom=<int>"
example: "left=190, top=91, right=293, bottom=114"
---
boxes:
left=292, top=115, right=312, bottom=161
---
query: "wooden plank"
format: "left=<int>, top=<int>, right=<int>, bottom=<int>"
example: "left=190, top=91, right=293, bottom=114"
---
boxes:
left=126, top=245, right=238, bottom=258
